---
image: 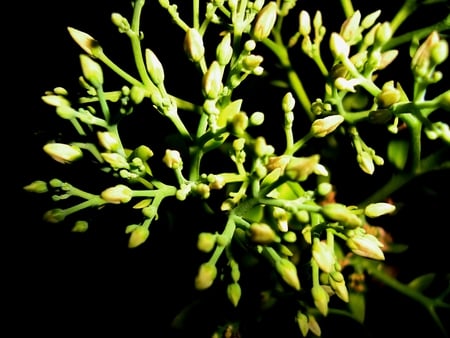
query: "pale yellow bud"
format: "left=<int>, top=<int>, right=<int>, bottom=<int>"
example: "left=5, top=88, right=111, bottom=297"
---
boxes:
left=184, top=28, right=205, bottom=62
left=43, top=143, right=83, bottom=164
left=145, top=49, right=165, bottom=86
left=162, top=149, right=183, bottom=169
left=79, top=54, right=103, bottom=87
left=310, top=115, right=344, bottom=137
left=128, top=226, right=150, bottom=248
left=252, top=2, right=278, bottom=41
left=101, top=184, right=133, bottom=204
left=347, top=233, right=385, bottom=260
left=364, top=202, right=396, bottom=218
left=195, top=263, right=218, bottom=290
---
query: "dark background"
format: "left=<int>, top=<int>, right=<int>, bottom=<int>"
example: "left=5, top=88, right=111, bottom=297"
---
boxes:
left=7, top=0, right=450, bottom=337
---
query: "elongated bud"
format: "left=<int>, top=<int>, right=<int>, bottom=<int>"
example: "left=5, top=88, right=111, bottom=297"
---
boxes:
left=275, top=258, right=301, bottom=290
left=227, top=283, right=242, bottom=307
left=202, top=61, right=223, bottom=99
left=101, top=153, right=130, bottom=170
left=311, top=285, right=329, bottom=316
left=72, top=220, right=89, bottom=233
left=364, top=202, right=396, bottom=218
left=298, top=10, right=311, bottom=36
left=216, top=32, right=233, bottom=65
left=296, top=311, right=309, bottom=337
left=145, top=49, right=165, bottom=86
left=41, top=94, right=71, bottom=108
left=310, top=115, right=344, bottom=137
left=97, top=131, right=120, bottom=152
left=347, top=233, right=385, bottom=260
left=101, top=184, right=133, bottom=204
left=195, top=263, right=217, bottom=290
left=43, top=209, right=66, bottom=223
left=128, top=226, right=149, bottom=248
left=67, top=27, right=103, bottom=57
left=330, top=32, right=350, bottom=60
left=43, top=143, right=83, bottom=164
left=438, top=90, right=450, bottom=111
left=312, top=239, right=335, bottom=273
left=308, top=315, right=322, bottom=336
left=374, top=22, right=392, bottom=47
left=79, top=54, right=103, bottom=87
left=252, top=2, right=278, bottom=41
left=357, top=151, right=375, bottom=175
left=321, top=203, right=362, bottom=228
left=329, top=271, right=349, bottom=302
left=24, top=180, right=48, bottom=194
left=184, top=28, right=205, bottom=62
left=249, top=222, right=279, bottom=244
left=282, top=92, right=295, bottom=112
left=340, top=10, right=361, bottom=43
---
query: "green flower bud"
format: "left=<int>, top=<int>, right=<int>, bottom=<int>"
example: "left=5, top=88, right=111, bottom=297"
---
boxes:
left=329, top=272, right=349, bottom=302
left=101, top=184, right=133, bottom=204
left=357, top=151, right=375, bottom=175
left=55, top=105, right=77, bottom=120
left=311, top=285, right=329, bottom=316
left=312, top=239, right=335, bottom=273
left=340, top=10, right=361, bottom=44
left=298, top=10, right=311, bottom=36
left=67, top=27, right=103, bottom=58
left=310, top=115, right=344, bottom=137
left=242, top=54, right=264, bottom=72
left=202, top=61, right=223, bottom=99
left=227, top=283, right=241, bottom=307
left=111, top=12, right=130, bottom=33
left=296, top=311, right=309, bottom=337
left=249, top=111, right=265, bottom=126
left=41, top=94, right=71, bottom=107
left=79, top=54, right=103, bottom=88
left=197, top=232, right=217, bottom=252
left=374, top=22, right=392, bottom=47
left=317, top=182, right=332, bottom=196
left=130, top=85, right=147, bottom=104
left=376, top=81, right=401, bottom=108
left=330, top=32, right=350, bottom=60
left=364, top=202, right=396, bottom=218
left=195, top=263, right=217, bottom=290
left=184, top=28, right=205, bottom=62
left=97, top=131, right=120, bottom=152
left=145, top=49, right=165, bottom=86
left=252, top=2, right=278, bottom=41
left=411, top=31, right=441, bottom=77
left=249, top=222, right=279, bottom=244
left=275, top=258, right=301, bottom=290
left=43, top=208, right=66, bottom=223
left=128, top=226, right=150, bottom=248
left=378, top=49, right=399, bottom=70
left=361, top=10, right=381, bottom=29
left=162, top=149, right=183, bottom=169
left=430, top=39, right=449, bottom=65
left=308, top=315, right=322, bottom=336
left=282, top=92, right=295, bottom=112
left=216, top=32, right=233, bottom=65
left=321, top=203, right=363, bottom=228
left=347, top=233, right=385, bottom=260
left=72, top=220, right=89, bottom=232
left=24, top=180, right=48, bottom=194
left=438, top=90, right=450, bottom=111
left=101, top=152, right=130, bottom=170
left=43, top=143, right=83, bottom=164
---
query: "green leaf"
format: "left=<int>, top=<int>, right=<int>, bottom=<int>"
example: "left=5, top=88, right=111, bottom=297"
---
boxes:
left=408, top=273, right=436, bottom=292
left=347, top=291, right=366, bottom=323
left=387, top=138, right=409, bottom=170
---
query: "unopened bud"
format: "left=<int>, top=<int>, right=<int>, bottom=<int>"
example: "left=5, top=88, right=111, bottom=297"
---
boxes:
left=311, top=285, right=329, bottom=316
left=310, top=115, right=344, bottom=137
left=145, top=49, right=165, bottom=86
left=43, top=143, right=83, bottom=164
left=101, top=184, right=133, bottom=204
left=67, top=27, right=103, bottom=58
left=80, top=54, right=103, bottom=88
left=376, top=81, right=401, bottom=108
left=128, top=226, right=150, bottom=248
left=43, top=208, right=66, bottom=223
left=249, top=222, right=279, bottom=244
left=330, top=32, right=350, bottom=60
left=285, top=154, right=320, bottom=181
left=101, top=152, right=130, bottom=170
left=364, top=202, right=396, bottom=218
left=321, top=203, right=362, bottom=228
left=97, top=131, right=120, bottom=152
left=298, top=10, right=311, bottom=36
left=275, top=258, right=301, bottom=290
left=347, top=233, right=385, bottom=260
left=197, top=232, right=217, bottom=252
left=24, top=180, right=48, bottom=194
left=227, top=283, right=241, bottom=307
left=162, top=149, right=183, bottom=169
left=195, top=263, right=217, bottom=290
left=184, top=28, right=205, bottom=62
left=202, top=61, right=223, bottom=99
left=252, top=2, right=278, bottom=41
left=216, top=32, right=233, bottom=65
left=312, top=239, right=335, bottom=273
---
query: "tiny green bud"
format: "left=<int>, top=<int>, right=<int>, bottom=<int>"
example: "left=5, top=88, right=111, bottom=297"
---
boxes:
left=72, top=220, right=89, bottom=232
left=364, top=202, right=396, bottom=218
left=317, top=182, right=332, bottom=196
left=43, top=208, right=66, bottom=223
left=340, top=10, right=361, bottom=44
left=430, top=39, right=449, bottom=65
left=329, top=272, right=349, bottom=302
left=197, top=232, right=217, bottom=252
left=101, top=184, right=133, bottom=204
left=111, top=12, right=130, bottom=33
left=195, top=263, right=217, bottom=290
left=242, top=54, right=264, bottom=72
left=275, top=258, right=301, bottom=290
left=374, top=22, right=392, bottom=47
left=43, top=143, right=83, bottom=164
left=376, top=81, right=401, bottom=108
left=357, top=151, right=375, bottom=175
left=438, top=90, right=450, bottom=111
left=184, top=28, right=205, bottom=62
left=130, top=85, right=147, bottom=104
left=145, top=49, right=165, bottom=86
left=101, top=153, right=130, bottom=170
left=227, top=283, right=242, bottom=307
left=361, top=10, right=381, bottom=29
left=24, top=180, right=48, bottom=194
left=310, top=115, right=344, bottom=137
left=249, top=111, right=265, bottom=126
left=216, top=32, right=233, bottom=65
left=79, top=54, right=103, bottom=87
left=128, top=226, right=150, bottom=248
left=308, top=315, right=322, bottom=336
left=296, top=311, right=309, bottom=337
left=282, top=92, right=295, bottom=112
left=252, top=2, right=278, bottom=41
left=41, top=94, right=71, bottom=107
left=311, top=285, right=329, bottom=316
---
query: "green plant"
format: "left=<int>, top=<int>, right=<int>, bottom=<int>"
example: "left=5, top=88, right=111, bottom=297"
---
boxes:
left=24, top=0, right=450, bottom=336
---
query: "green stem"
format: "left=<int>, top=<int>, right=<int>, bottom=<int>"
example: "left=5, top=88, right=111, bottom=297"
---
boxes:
left=339, top=0, right=354, bottom=17
left=390, top=0, right=419, bottom=34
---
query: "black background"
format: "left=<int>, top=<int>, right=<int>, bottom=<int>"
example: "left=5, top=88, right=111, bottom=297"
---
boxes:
left=7, top=0, right=450, bottom=337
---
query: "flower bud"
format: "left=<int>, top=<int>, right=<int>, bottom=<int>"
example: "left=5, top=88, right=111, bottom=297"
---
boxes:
left=202, top=61, right=223, bottom=99
left=311, top=285, right=329, bottom=316
left=282, top=92, right=295, bottom=112
left=227, top=283, right=241, bottom=307
left=79, top=54, right=103, bottom=87
left=275, top=258, right=301, bottom=290
left=329, top=271, right=349, bottom=302
left=145, top=49, right=165, bottom=86
left=101, top=153, right=130, bottom=170
left=321, top=203, right=362, bottom=228
left=296, top=311, right=309, bottom=337
left=41, top=94, right=71, bottom=108
left=376, top=81, right=401, bottom=108
left=298, top=10, right=311, bottom=36
left=438, top=90, right=450, bottom=111
left=162, top=149, right=183, bottom=169
left=184, top=28, right=205, bottom=62
left=43, top=143, right=83, bottom=164
left=357, top=151, right=375, bottom=175
left=330, top=32, right=350, bottom=60
left=308, top=315, right=322, bottom=336
left=197, top=232, right=217, bottom=252
left=284, top=155, right=320, bottom=181
left=24, top=180, right=48, bottom=194
left=249, top=222, right=279, bottom=244
left=111, top=12, right=130, bottom=33
left=72, top=220, right=89, bottom=233
left=364, top=202, right=396, bottom=218
left=101, top=184, right=133, bottom=204
left=128, top=226, right=149, bottom=248
left=43, top=208, right=66, bottom=223
left=195, top=263, right=217, bottom=290
left=242, top=54, right=264, bottom=72
left=347, top=233, right=385, bottom=260
left=310, top=115, right=344, bottom=137
left=411, top=31, right=441, bottom=77
left=216, top=32, right=233, bottom=65
left=312, top=239, right=335, bottom=273
left=130, top=85, right=147, bottom=104
left=67, top=27, right=103, bottom=57
left=340, top=10, right=361, bottom=44
left=252, top=2, right=278, bottom=41
left=97, top=131, right=120, bottom=152
left=374, top=22, right=392, bottom=47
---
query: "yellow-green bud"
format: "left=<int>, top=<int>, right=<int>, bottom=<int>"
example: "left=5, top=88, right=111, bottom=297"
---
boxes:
left=311, top=285, right=329, bottom=316
left=364, top=202, right=396, bottom=218
left=55, top=106, right=77, bottom=120
left=202, top=61, right=223, bottom=99
left=430, top=39, right=449, bottom=65
left=329, top=272, right=349, bottom=302
left=308, top=315, right=322, bottom=336
left=195, top=263, right=217, bottom=290
left=43, top=143, right=83, bottom=164
left=275, top=258, right=301, bottom=290
left=298, top=10, right=311, bottom=36
left=43, top=208, right=66, bottom=223
left=285, top=154, right=320, bottom=181
left=162, top=149, right=183, bottom=169
left=296, top=311, right=309, bottom=337
left=128, top=226, right=150, bottom=248
left=101, top=184, right=133, bottom=204
left=282, top=92, right=295, bottom=112
left=97, top=131, right=120, bottom=152
left=340, top=10, right=361, bottom=44
left=317, top=182, right=332, bottom=196
left=242, top=54, right=264, bottom=72
left=411, top=31, right=441, bottom=76
left=72, top=220, right=89, bottom=232
left=227, top=283, right=242, bottom=307
left=41, top=94, right=71, bottom=107
left=376, top=81, right=401, bottom=108
left=438, top=90, right=450, bottom=111
left=357, top=151, right=375, bottom=175
left=145, top=49, right=165, bottom=86
left=312, top=239, right=335, bottom=273
left=310, top=115, right=344, bottom=137
left=79, top=54, right=103, bottom=88
left=197, top=232, right=217, bottom=252
left=321, top=203, right=362, bottom=228
left=379, top=50, right=399, bottom=70
left=347, top=233, right=385, bottom=260
left=184, top=28, right=205, bottom=62
left=252, top=2, right=278, bottom=41
left=374, top=22, right=392, bottom=47
left=67, top=27, right=103, bottom=58
left=130, top=85, right=147, bottom=104
left=249, top=222, right=279, bottom=244
left=111, top=12, right=130, bottom=33
left=249, top=111, right=265, bottom=126
left=24, top=180, right=48, bottom=194
left=101, top=152, right=130, bottom=170
left=216, top=32, right=233, bottom=65
left=361, top=10, right=381, bottom=29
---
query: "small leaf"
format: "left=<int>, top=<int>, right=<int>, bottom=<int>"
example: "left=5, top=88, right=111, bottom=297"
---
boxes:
left=408, top=273, right=436, bottom=292
left=387, top=139, right=409, bottom=170
left=348, top=291, right=366, bottom=323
